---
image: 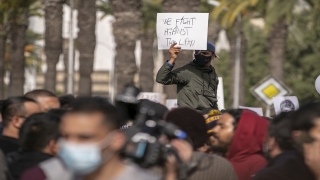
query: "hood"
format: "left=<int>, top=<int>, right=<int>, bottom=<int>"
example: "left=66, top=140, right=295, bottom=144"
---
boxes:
left=189, top=61, right=213, bottom=73
left=226, top=110, right=269, bottom=162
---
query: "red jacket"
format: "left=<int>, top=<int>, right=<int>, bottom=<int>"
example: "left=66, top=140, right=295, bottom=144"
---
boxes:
left=226, top=110, right=269, bottom=180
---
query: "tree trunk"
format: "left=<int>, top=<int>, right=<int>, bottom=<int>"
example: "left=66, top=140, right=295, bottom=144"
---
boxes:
left=63, top=38, right=75, bottom=94
left=162, top=0, right=200, bottom=98
left=77, top=0, right=96, bottom=95
left=0, top=25, right=5, bottom=99
left=226, top=22, right=246, bottom=107
left=43, top=0, right=63, bottom=93
left=112, top=0, right=141, bottom=94
left=139, top=28, right=154, bottom=92
left=8, top=23, right=27, bottom=96
left=208, top=21, right=221, bottom=67
left=208, top=21, right=221, bottom=44
left=268, top=19, right=288, bottom=82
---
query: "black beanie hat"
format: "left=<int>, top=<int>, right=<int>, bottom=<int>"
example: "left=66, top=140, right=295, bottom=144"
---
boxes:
left=165, top=107, right=207, bottom=149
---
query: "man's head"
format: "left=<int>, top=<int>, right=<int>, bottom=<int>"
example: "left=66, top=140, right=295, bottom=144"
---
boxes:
left=291, top=102, right=320, bottom=150
left=25, top=89, right=60, bottom=112
left=211, top=109, right=243, bottom=153
left=266, top=112, right=295, bottom=159
left=165, top=107, right=208, bottom=150
left=59, top=97, right=125, bottom=175
left=0, top=96, right=40, bottom=136
left=19, top=113, right=60, bottom=155
left=194, top=42, right=218, bottom=67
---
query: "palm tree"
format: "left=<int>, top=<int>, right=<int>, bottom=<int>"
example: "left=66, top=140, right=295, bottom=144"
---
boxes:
left=161, top=0, right=200, bottom=99
left=77, top=0, right=97, bottom=95
left=112, top=0, right=142, bottom=95
left=210, top=0, right=253, bottom=106
left=212, top=0, right=319, bottom=83
left=1, top=0, right=38, bottom=96
left=43, top=0, right=63, bottom=93
left=0, top=8, right=7, bottom=99
left=139, top=0, right=161, bottom=92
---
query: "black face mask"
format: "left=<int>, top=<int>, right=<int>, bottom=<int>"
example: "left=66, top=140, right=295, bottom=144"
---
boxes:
left=194, top=54, right=211, bottom=67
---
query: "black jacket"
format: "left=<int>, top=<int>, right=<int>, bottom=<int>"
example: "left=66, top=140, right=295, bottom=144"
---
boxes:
left=253, top=150, right=316, bottom=180
left=0, top=136, right=19, bottom=155
left=8, top=151, right=53, bottom=180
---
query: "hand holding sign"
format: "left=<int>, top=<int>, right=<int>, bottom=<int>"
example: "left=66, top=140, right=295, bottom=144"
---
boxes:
left=168, top=42, right=182, bottom=63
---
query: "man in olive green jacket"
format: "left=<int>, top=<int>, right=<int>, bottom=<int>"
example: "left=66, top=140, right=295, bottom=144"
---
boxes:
left=156, top=42, right=219, bottom=112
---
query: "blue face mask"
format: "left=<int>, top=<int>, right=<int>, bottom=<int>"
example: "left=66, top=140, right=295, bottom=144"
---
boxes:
left=58, top=132, right=115, bottom=175
left=194, top=54, right=212, bottom=67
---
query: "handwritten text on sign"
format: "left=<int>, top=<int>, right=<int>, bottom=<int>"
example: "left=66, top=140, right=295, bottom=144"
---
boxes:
left=157, top=13, right=209, bottom=50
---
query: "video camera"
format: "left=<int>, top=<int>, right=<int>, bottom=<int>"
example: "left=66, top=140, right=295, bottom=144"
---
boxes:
left=116, top=85, right=193, bottom=179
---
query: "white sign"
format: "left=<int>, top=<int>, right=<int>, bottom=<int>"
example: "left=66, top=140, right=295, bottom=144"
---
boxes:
left=137, top=92, right=163, bottom=104
left=156, top=13, right=209, bottom=50
left=251, top=76, right=291, bottom=107
left=273, top=96, right=299, bottom=115
left=239, top=106, right=263, bottom=116
left=166, top=99, right=178, bottom=110
left=217, top=77, right=225, bottom=110
left=315, top=75, right=320, bottom=94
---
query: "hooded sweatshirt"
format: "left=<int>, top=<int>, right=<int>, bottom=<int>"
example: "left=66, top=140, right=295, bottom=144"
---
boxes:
left=226, top=110, right=269, bottom=180
left=156, top=61, right=219, bottom=111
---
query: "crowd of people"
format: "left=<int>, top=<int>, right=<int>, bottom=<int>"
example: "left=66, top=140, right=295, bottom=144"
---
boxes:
left=0, top=89, right=319, bottom=180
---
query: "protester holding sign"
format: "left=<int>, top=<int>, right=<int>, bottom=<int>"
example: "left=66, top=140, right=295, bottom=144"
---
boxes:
left=156, top=42, right=219, bottom=112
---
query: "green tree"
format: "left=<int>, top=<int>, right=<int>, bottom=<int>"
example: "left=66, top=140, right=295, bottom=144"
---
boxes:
left=211, top=0, right=253, bottom=106
left=43, top=0, right=63, bottom=93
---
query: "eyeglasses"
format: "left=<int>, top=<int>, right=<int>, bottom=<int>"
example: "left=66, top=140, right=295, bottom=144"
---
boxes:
left=195, top=50, right=217, bottom=58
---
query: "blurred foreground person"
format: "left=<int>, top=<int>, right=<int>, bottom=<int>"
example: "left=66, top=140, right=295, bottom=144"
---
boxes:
left=255, top=102, right=320, bottom=180
left=23, top=97, right=159, bottom=180
left=0, top=97, right=40, bottom=155
left=165, top=107, right=238, bottom=180
left=253, top=112, right=296, bottom=180
left=211, top=109, right=268, bottom=180
left=9, top=113, right=60, bottom=180
left=156, top=42, right=220, bottom=112
left=25, top=89, right=60, bottom=112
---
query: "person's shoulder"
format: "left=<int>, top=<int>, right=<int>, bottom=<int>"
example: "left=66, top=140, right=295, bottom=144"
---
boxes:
left=20, top=166, right=46, bottom=180
left=192, top=152, right=235, bottom=172
left=123, top=163, right=161, bottom=180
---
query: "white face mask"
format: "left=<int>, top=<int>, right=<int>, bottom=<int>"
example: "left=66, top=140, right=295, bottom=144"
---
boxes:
left=58, top=131, right=115, bottom=175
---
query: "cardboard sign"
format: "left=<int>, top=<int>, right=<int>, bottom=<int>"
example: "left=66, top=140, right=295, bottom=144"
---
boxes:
left=239, top=106, right=263, bottom=116
left=156, top=13, right=209, bottom=50
left=273, top=96, right=299, bottom=115
left=217, top=77, right=225, bottom=110
left=166, top=99, right=178, bottom=110
left=137, top=92, right=163, bottom=104
left=316, top=75, right=320, bottom=94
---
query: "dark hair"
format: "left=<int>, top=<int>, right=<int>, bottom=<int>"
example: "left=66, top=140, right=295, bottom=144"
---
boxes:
left=66, top=96, right=120, bottom=129
left=25, top=89, right=57, bottom=101
left=58, top=95, right=75, bottom=109
left=47, top=108, right=67, bottom=120
left=269, top=112, right=295, bottom=151
left=19, top=113, right=60, bottom=151
left=291, top=102, right=320, bottom=131
left=223, top=109, right=243, bottom=128
left=0, top=96, right=37, bottom=127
